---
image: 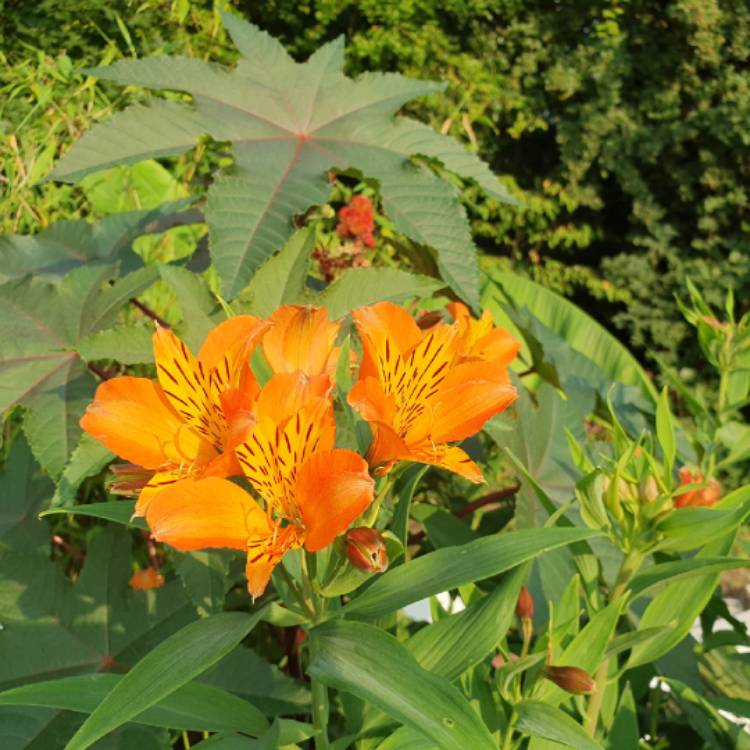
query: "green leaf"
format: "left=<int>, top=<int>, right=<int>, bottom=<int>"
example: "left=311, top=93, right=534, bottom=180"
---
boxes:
left=341, top=527, right=599, bottom=620
left=0, top=201, right=194, bottom=281
left=0, top=264, right=157, bottom=476
left=200, top=645, right=310, bottom=717
left=495, top=653, right=546, bottom=701
left=608, top=684, right=639, bottom=750
left=318, top=268, right=442, bottom=319
left=174, top=550, right=235, bottom=618
left=309, top=620, right=496, bottom=750
left=40, top=501, right=146, bottom=529
left=1, top=521, right=194, bottom=692
left=482, top=268, right=657, bottom=401
left=627, top=536, right=737, bottom=669
left=655, top=487, right=750, bottom=552
left=158, top=264, right=220, bottom=352
left=0, top=674, right=267, bottom=736
left=716, top=420, right=750, bottom=469
left=535, top=598, right=624, bottom=704
left=63, top=610, right=267, bottom=750
left=655, top=387, right=676, bottom=481
left=485, top=382, right=594, bottom=527
left=391, top=465, right=429, bottom=556
left=629, top=557, right=750, bottom=599
left=77, top=325, right=154, bottom=365
left=406, top=564, right=528, bottom=680
left=0, top=436, right=54, bottom=550
left=515, top=700, right=603, bottom=750
left=49, top=16, right=508, bottom=305
left=244, top=227, right=314, bottom=316
left=604, top=627, right=673, bottom=659
left=376, top=726, right=436, bottom=750
left=51, top=433, right=114, bottom=507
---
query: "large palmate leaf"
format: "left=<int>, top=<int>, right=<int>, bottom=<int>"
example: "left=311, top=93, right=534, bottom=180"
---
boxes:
left=0, top=439, right=197, bottom=748
left=0, top=263, right=157, bottom=477
left=49, top=10, right=513, bottom=305
left=0, top=200, right=196, bottom=282
left=482, top=265, right=657, bottom=402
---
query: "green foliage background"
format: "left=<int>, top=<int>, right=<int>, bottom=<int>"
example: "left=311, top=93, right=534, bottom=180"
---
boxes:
left=5, top=0, right=748, bottom=372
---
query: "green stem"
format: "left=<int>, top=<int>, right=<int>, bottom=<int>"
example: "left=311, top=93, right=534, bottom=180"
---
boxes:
left=304, top=552, right=331, bottom=750
left=277, top=563, right=315, bottom=621
left=584, top=550, right=643, bottom=736
left=501, top=710, right=517, bottom=750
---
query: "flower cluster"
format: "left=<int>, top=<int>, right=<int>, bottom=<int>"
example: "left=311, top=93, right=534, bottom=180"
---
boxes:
left=82, top=301, right=519, bottom=597
left=336, top=194, right=376, bottom=247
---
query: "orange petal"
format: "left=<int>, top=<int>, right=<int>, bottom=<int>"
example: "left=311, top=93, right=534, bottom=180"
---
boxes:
left=245, top=524, right=303, bottom=599
left=472, top=328, right=521, bottom=368
left=145, top=477, right=268, bottom=551
left=254, top=371, right=332, bottom=425
left=263, top=306, right=340, bottom=377
left=432, top=362, right=518, bottom=443
left=413, top=443, right=484, bottom=483
left=81, top=376, right=215, bottom=470
left=347, top=376, right=396, bottom=424
left=152, top=326, right=227, bottom=449
left=394, top=323, right=459, bottom=443
left=198, top=315, right=269, bottom=371
left=134, top=468, right=187, bottom=517
left=352, top=302, right=423, bottom=380
left=237, top=396, right=335, bottom=518
left=296, top=450, right=375, bottom=552
left=366, top=422, right=412, bottom=473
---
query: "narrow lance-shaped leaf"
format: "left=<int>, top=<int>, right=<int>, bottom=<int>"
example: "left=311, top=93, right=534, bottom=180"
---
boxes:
left=64, top=610, right=267, bottom=750
left=342, top=527, right=599, bottom=620
left=309, top=620, right=496, bottom=750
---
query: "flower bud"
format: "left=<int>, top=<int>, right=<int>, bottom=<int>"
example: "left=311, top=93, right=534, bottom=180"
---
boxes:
left=639, top=476, right=659, bottom=503
left=543, top=665, right=595, bottom=694
left=675, top=467, right=722, bottom=508
left=109, top=463, right=153, bottom=496
left=345, top=527, right=388, bottom=574
left=129, top=566, right=165, bottom=591
left=516, top=586, right=534, bottom=621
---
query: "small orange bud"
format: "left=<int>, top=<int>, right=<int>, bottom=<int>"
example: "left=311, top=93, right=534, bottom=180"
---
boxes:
left=543, top=665, right=595, bottom=694
left=345, top=527, right=388, bottom=574
left=129, top=566, right=165, bottom=591
left=516, top=586, right=534, bottom=621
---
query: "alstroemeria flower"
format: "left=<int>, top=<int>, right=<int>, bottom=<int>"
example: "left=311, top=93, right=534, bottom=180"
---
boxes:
left=81, top=316, right=269, bottom=516
left=447, top=301, right=521, bottom=368
left=348, top=302, right=518, bottom=482
left=674, top=467, right=721, bottom=508
left=262, top=305, right=340, bottom=378
left=143, top=372, right=374, bottom=598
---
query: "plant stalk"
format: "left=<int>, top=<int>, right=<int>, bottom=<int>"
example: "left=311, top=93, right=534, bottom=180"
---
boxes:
left=584, top=549, right=643, bottom=736
left=303, top=551, right=331, bottom=750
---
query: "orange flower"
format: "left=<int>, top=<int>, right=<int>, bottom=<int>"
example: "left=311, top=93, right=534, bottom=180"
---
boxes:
left=675, top=467, right=721, bottom=508
left=348, top=302, right=518, bottom=482
left=81, top=316, right=269, bottom=516
left=262, top=305, right=340, bottom=378
left=143, top=372, right=374, bottom=599
left=129, top=566, right=165, bottom=591
left=447, top=301, right=521, bottom=368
